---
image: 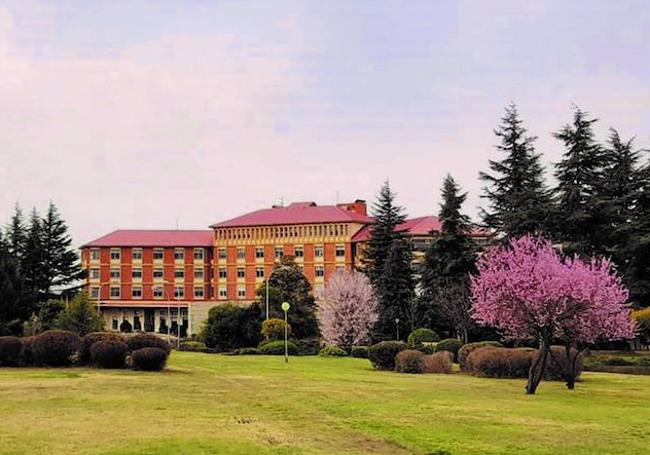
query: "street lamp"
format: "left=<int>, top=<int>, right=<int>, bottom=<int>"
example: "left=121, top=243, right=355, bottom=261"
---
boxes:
left=395, top=318, right=400, bottom=341
left=281, top=301, right=290, bottom=363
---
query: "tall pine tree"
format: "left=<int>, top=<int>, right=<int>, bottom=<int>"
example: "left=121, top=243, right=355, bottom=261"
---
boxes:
left=553, top=107, right=607, bottom=256
left=21, top=208, right=44, bottom=300
left=5, top=203, right=26, bottom=261
left=417, top=175, right=477, bottom=341
left=626, top=158, right=650, bottom=307
left=0, top=236, right=31, bottom=335
left=480, top=104, right=552, bottom=237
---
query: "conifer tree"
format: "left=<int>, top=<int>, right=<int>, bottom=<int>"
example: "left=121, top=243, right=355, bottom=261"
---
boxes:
left=5, top=203, right=26, bottom=261
left=627, top=159, right=650, bottom=307
left=0, top=238, right=31, bottom=335
left=54, top=292, right=104, bottom=336
left=364, top=181, right=406, bottom=285
left=417, top=175, right=477, bottom=341
left=21, top=208, right=44, bottom=299
left=480, top=104, right=552, bottom=237
left=553, top=107, right=606, bottom=256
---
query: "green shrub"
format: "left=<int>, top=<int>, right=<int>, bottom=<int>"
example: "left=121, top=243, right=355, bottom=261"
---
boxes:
left=423, top=351, right=453, bottom=374
left=368, top=341, right=408, bottom=370
left=237, top=347, right=260, bottom=355
left=130, top=347, right=168, bottom=371
left=458, top=341, right=503, bottom=372
left=90, top=339, right=128, bottom=369
left=407, top=328, right=439, bottom=346
left=395, top=349, right=425, bottom=373
left=637, top=357, right=650, bottom=367
left=53, top=292, right=104, bottom=336
left=351, top=346, right=369, bottom=358
left=318, top=346, right=348, bottom=357
left=0, top=336, right=23, bottom=366
left=200, top=303, right=262, bottom=351
left=258, top=340, right=299, bottom=356
left=32, top=330, right=81, bottom=367
left=415, top=344, right=435, bottom=355
left=435, top=338, right=463, bottom=362
left=261, top=318, right=290, bottom=341
left=125, top=333, right=171, bottom=354
left=466, top=347, right=534, bottom=378
left=600, top=356, right=634, bottom=366
left=179, top=341, right=207, bottom=352
left=79, top=332, right=124, bottom=364
left=295, top=337, right=321, bottom=355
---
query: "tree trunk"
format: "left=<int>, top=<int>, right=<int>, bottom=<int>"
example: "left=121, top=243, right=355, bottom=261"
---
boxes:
left=526, top=340, right=549, bottom=395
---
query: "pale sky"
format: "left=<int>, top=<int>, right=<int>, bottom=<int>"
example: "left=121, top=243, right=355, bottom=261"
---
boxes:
left=1, top=0, right=649, bottom=247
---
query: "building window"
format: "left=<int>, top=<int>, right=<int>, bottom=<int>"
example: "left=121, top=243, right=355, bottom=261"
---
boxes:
left=218, top=288, right=227, bottom=299
left=315, top=245, right=324, bottom=257
left=89, top=268, right=100, bottom=280
left=174, top=248, right=185, bottom=261
left=256, top=267, right=264, bottom=278
left=132, top=248, right=143, bottom=261
left=153, top=286, right=163, bottom=299
left=237, top=267, right=245, bottom=279
left=218, top=267, right=227, bottom=279
left=153, top=248, right=164, bottom=261
left=194, top=268, right=204, bottom=280
left=90, top=286, right=99, bottom=299
left=110, top=268, right=120, bottom=280
left=174, top=268, right=184, bottom=279
left=275, top=247, right=284, bottom=259
left=132, top=286, right=143, bottom=299
left=110, top=286, right=120, bottom=299
left=255, top=247, right=264, bottom=259
left=132, top=268, right=142, bottom=279
left=315, top=266, right=324, bottom=278
left=153, top=268, right=163, bottom=279
left=193, top=248, right=204, bottom=261
left=194, top=287, right=204, bottom=299
left=112, top=319, right=118, bottom=330
left=110, top=248, right=121, bottom=261
left=174, top=286, right=184, bottom=299
left=237, top=287, right=246, bottom=299
left=90, top=248, right=100, bottom=261
left=218, top=248, right=227, bottom=260
left=237, top=247, right=245, bottom=260
left=294, top=246, right=304, bottom=258
left=335, top=245, right=346, bottom=257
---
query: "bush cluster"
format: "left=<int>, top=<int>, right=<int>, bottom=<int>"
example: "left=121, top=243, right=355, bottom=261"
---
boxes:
left=350, top=346, right=369, bottom=358
left=130, top=347, right=168, bottom=371
left=542, top=346, right=584, bottom=380
left=200, top=303, right=262, bottom=351
left=258, top=340, right=299, bottom=355
left=394, top=349, right=425, bottom=373
left=294, top=337, right=321, bottom=356
left=236, top=347, right=260, bottom=355
left=125, top=333, right=171, bottom=354
left=318, top=346, right=348, bottom=357
left=261, top=318, right=290, bottom=341
left=32, top=330, right=81, bottom=366
left=467, top=347, right=533, bottom=378
left=178, top=341, right=208, bottom=352
left=368, top=341, right=407, bottom=370
left=458, top=341, right=503, bottom=372
left=435, top=339, right=464, bottom=362
left=90, top=339, right=128, bottom=369
left=80, top=332, right=125, bottom=363
left=407, top=328, right=439, bottom=346
left=423, top=351, right=454, bottom=374
left=0, top=336, right=24, bottom=366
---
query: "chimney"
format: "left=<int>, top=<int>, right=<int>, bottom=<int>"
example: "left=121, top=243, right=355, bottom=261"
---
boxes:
left=337, top=199, right=367, bottom=216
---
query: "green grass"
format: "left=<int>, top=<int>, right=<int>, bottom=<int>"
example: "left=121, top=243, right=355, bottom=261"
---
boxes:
left=1, top=352, right=649, bottom=455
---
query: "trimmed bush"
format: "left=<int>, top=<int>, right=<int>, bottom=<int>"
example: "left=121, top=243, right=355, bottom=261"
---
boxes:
left=178, top=341, right=207, bottom=352
left=415, top=344, right=435, bottom=355
left=368, top=341, right=408, bottom=370
left=199, top=302, right=262, bottom=351
left=0, top=336, right=23, bottom=366
left=32, top=330, right=80, bottom=367
left=80, top=332, right=125, bottom=364
left=90, top=339, right=128, bottom=369
left=467, top=347, right=534, bottom=378
left=458, top=341, right=503, bottom=372
left=295, top=337, right=321, bottom=356
left=318, top=346, right=348, bottom=357
left=395, top=349, right=425, bottom=373
left=542, top=346, right=584, bottom=380
left=130, top=347, right=168, bottom=371
left=237, top=347, right=260, bottom=355
left=21, top=336, right=35, bottom=365
left=423, top=351, right=453, bottom=374
left=435, top=338, right=463, bottom=362
left=407, top=328, right=439, bottom=346
left=258, top=340, right=299, bottom=356
left=261, top=318, right=291, bottom=341
left=351, top=346, right=369, bottom=358
left=125, top=333, right=171, bottom=354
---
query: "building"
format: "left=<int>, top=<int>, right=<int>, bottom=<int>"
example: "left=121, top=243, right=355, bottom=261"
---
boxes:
left=81, top=200, right=491, bottom=335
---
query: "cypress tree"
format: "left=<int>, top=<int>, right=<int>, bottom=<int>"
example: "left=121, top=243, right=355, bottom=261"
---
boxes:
left=364, top=181, right=406, bottom=285
left=480, top=104, right=552, bottom=237
left=553, top=107, right=606, bottom=256
left=417, top=175, right=477, bottom=341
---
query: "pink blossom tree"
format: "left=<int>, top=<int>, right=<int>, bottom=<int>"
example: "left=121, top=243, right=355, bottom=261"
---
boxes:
left=320, top=270, right=379, bottom=351
left=471, top=235, right=636, bottom=394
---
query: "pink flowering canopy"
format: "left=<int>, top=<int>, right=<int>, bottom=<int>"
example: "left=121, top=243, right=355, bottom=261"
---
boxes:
left=471, top=235, right=636, bottom=344
left=320, top=270, right=379, bottom=349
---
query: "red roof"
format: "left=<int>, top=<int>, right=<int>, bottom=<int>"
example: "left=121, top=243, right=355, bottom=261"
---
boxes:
left=351, top=216, right=489, bottom=242
left=211, top=202, right=372, bottom=228
left=82, top=230, right=213, bottom=247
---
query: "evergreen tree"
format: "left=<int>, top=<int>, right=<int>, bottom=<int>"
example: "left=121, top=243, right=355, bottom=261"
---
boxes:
left=255, top=256, right=320, bottom=339
left=21, top=208, right=44, bottom=300
left=374, top=238, right=414, bottom=341
left=364, top=181, right=406, bottom=285
left=553, top=107, right=607, bottom=256
left=5, top=203, right=26, bottom=261
left=54, top=292, right=104, bottom=336
left=480, top=104, right=552, bottom=237
left=417, top=175, right=477, bottom=341
left=0, top=240, right=31, bottom=335
left=627, top=158, right=650, bottom=307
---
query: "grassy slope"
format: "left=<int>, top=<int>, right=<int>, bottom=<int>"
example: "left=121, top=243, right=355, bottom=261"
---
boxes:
left=0, top=352, right=649, bottom=455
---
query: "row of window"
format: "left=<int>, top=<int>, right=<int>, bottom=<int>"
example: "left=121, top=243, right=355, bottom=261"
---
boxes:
left=90, top=285, right=205, bottom=300
left=90, top=247, right=206, bottom=262
left=216, top=224, right=351, bottom=241
left=218, top=245, right=345, bottom=260
left=89, top=267, right=206, bottom=280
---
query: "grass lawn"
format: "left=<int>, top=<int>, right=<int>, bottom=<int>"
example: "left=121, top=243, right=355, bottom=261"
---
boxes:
left=1, top=352, right=649, bottom=455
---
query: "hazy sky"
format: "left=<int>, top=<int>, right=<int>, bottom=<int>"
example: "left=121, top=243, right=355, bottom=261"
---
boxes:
left=1, top=0, right=649, bottom=247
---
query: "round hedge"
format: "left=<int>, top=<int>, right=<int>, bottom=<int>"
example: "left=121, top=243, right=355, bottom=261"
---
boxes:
left=458, top=341, right=503, bottom=372
left=125, top=333, right=171, bottom=354
left=435, top=338, right=464, bottom=362
left=318, top=346, right=348, bottom=357
left=350, top=346, right=369, bottom=358
left=258, top=340, right=299, bottom=355
left=368, top=341, right=408, bottom=370
left=32, top=330, right=80, bottom=367
left=407, top=328, right=439, bottom=346
left=80, top=332, right=125, bottom=364
left=0, top=336, right=23, bottom=366
left=130, top=347, right=168, bottom=371
left=394, top=349, right=425, bottom=374
left=261, top=318, right=291, bottom=341
left=90, top=339, right=128, bottom=369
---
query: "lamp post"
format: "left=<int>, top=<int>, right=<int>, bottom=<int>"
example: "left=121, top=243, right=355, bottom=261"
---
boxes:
left=395, top=318, right=400, bottom=341
left=265, top=276, right=269, bottom=321
left=281, top=301, right=290, bottom=363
